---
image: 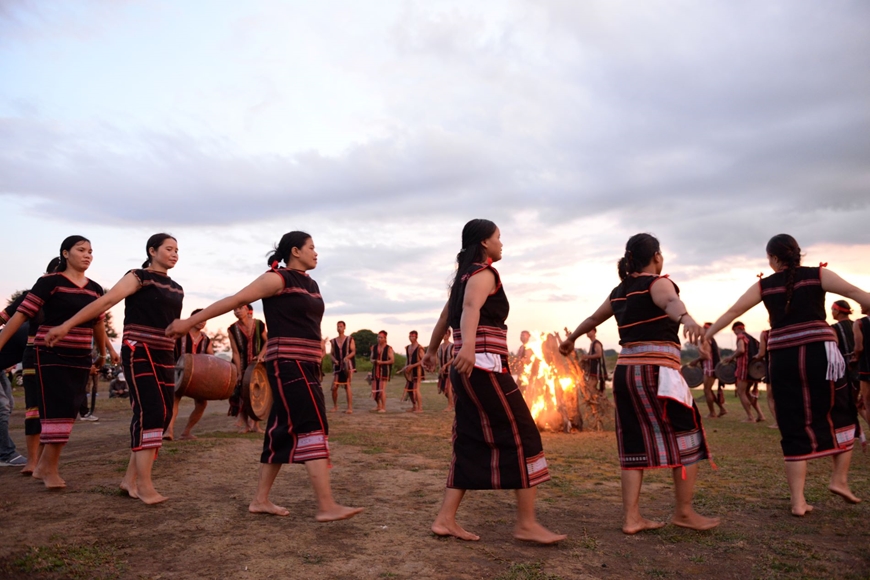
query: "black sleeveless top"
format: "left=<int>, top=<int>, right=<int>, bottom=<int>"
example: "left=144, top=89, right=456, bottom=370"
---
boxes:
left=832, top=320, right=855, bottom=356
left=122, top=269, right=184, bottom=351
left=229, top=319, right=266, bottom=368
left=371, top=344, right=393, bottom=380
left=18, top=273, right=105, bottom=351
left=588, top=339, right=603, bottom=375
left=760, top=266, right=835, bottom=350
left=406, top=344, right=424, bottom=379
left=176, top=332, right=211, bottom=358
left=609, top=275, right=680, bottom=346
left=261, top=268, right=324, bottom=363
left=449, top=263, right=510, bottom=356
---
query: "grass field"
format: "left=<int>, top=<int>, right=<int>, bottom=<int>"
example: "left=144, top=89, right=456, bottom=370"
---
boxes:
left=1, top=378, right=868, bottom=579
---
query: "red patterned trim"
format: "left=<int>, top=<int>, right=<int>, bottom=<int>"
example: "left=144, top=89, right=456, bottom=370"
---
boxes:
left=123, top=324, right=176, bottom=351
left=616, top=341, right=681, bottom=370
left=18, top=293, right=45, bottom=319
left=34, top=325, right=93, bottom=350
left=454, top=325, right=509, bottom=356
left=40, top=418, right=74, bottom=445
left=767, top=320, right=837, bottom=350
left=264, top=337, right=323, bottom=363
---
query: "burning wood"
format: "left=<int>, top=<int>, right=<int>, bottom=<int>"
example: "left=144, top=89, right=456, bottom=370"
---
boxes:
left=511, top=330, right=610, bottom=432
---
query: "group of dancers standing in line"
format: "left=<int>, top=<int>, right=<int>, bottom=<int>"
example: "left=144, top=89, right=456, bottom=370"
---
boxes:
left=1, top=222, right=869, bottom=544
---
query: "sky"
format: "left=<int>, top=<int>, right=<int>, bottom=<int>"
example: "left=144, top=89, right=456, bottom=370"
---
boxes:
left=1, top=0, right=868, bottom=352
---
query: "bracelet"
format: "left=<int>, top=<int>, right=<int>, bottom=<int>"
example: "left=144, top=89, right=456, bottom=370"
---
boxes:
left=677, top=312, right=689, bottom=323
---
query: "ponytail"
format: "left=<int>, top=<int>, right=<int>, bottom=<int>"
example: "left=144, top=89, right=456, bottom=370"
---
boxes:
left=267, top=231, right=311, bottom=268
left=45, top=257, right=61, bottom=274
left=142, top=233, right=176, bottom=268
left=765, top=234, right=802, bottom=314
left=57, top=235, right=90, bottom=272
left=617, top=233, right=660, bottom=280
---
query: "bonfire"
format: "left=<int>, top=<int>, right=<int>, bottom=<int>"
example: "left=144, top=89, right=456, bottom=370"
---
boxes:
left=511, top=330, right=610, bottom=432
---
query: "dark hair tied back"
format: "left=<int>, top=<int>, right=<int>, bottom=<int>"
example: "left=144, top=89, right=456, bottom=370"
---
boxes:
left=45, top=257, right=61, bottom=274
left=267, top=231, right=311, bottom=267
left=57, top=235, right=90, bottom=272
left=447, top=219, right=498, bottom=321
left=143, top=233, right=177, bottom=268
left=765, top=234, right=802, bottom=313
left=617, top=233, right=660, bottom=280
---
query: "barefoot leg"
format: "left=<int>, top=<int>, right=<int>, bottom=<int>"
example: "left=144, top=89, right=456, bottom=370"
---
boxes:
left=829, top=450, right=861, bottom=504
left=304, top=458, right=364, bottom=521
left=736, top=380, right=755, bottom=421
left=431, top=488, right=479, bottom=540
left=671, top=464, right=720, bottom=530
left=702, top=377, right=716, bottom=418
left=119, top=451, right=139, bottom=498
left=164, top=394, right=182, bottom=440
left=345, top=383, right=353, bottom=413
left=249, top=463, right=290, bottom=515
left=513, top=487, right=567, bottom=544
left=785, top=459, right=813, bottom=515
left=134, top=449, right=167, bottom=504
left=35, top=443, right=66, bottom=488
left=21, top=435, right=43, bottom=475
left=181, top=399, right=207, bottom=440
left=620, top=469, right=664, bottom=534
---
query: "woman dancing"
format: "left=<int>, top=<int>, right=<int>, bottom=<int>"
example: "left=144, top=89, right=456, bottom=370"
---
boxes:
left=0, top=237, right=107, bottom=489
left=560, top=233, right=719, bottom=534
left=706, top=234, right=869, bottom=515
left=47, top=233, right=182, bottom=504
left=421, top=219, right=564, bottom=544
left=166, top=231, right=362, bottom=521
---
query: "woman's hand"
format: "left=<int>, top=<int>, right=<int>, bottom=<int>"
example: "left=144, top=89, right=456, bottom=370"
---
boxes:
left=45, top=323, right=72, bottom=347
left=558, top=338, right=576, bottom=357
left=452, top=345, right=476, bottom=377
left=422, top=350, right=437, bottom=373
left=165, top=318, right=194, bottom=339
left=682, top=318, right=704, bottom=345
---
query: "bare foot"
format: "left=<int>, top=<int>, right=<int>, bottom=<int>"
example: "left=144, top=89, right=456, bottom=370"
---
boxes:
left=740, top=417, right=756, bottom=423
left=249, top=499, right=290, bottom=516
left=829, top=485, right=862, bottom=504
left=31, top=469, right=44, bottom=481
left=768, top=423, right=779, bottom=429
left=513, top=522, right=567, bottom=544
left=405, top=408, right=415, bottom=413
left=432, top=520, right=480, bottom=541
left=717, top=409, right=727, bottom=417
left=791, top=502, right=814, bottom=516
left=162, top=433, right=174, bottom=441
left=377, top=409, right=386, bottom=413
left=756, top=415, right=766, bottom=422
left=43, top=473, right=66, bottom=490
left=671, top=512, right=720, bottom=531
left=414, top=409, right=423, bottom=413
left=179, top=433, right=198, bottom=441
left=622, top=517, right=666, bottom=535
left=706, top=413, right=716, bottom=419
left=20, top=464, right=36, bottom=476
left=138, top=489, right=168, bottom=505
left=330, top=407, right=339, bottom=412
left=120, top=479, right=139, bottom=499
left=344, top=409, right=353, bottom=414
left=315, top=505, right=364, bottom=522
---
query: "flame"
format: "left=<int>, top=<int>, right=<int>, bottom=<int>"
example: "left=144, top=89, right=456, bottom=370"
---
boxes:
left=516, top=331, right=578, bottom=431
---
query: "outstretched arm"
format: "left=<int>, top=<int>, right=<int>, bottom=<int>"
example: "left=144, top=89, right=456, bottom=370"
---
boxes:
left=559, top=298, right=614, bottom=356
left=821, top=269, right=870, bottom=314
left=0, top=312, right=29, bottom=351
left=46, top=272, right=141, bottom=347
left=166, top=272, right=283, bottom=338
left=649, top=278, right=705, bottom=344
left=705, top=283, right=763, bottom=341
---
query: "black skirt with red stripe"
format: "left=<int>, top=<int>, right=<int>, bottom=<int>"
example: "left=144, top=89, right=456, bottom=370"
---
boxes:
left=448, top=366, right=550, bottom=490
left=261, top=359, right=330, bottom=464
left=770, top=342, right=859, bottom=460
left=34, top=345, right=91, bottom=445
left=613, top=364, right=709, bottom=469
left=123, top=343, right=175, bottom=451
left=22, top=346, right=41, bottom=436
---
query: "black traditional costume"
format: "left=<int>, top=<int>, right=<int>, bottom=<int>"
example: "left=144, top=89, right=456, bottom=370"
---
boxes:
left=436, top=341, right=453, bottom=396
left=260, top=268, right=329, bottom=464
left=15, top=274, right=104, bottom=445
left=760, top=266, right=859, bottom=460
left=2, top=295, right=40, bottom=436
left=330, top=336, right=353, bottom=386
left=609, top=275, right=711, bottom=470
left=448, top=262, right=549, bottom=490
left=121, top=269, right=184, bottom=451
left=228, top=317, right=266, bottom=416
left=370, top=343, right=392, bottom=400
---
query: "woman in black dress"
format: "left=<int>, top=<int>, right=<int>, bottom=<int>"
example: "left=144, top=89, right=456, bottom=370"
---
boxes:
left=560, top=233, right=719, bottom=534
left=707, top=234, right=870, bottom=515
left=47, top=233, right=182, bottom=504
left=422, top=219, right=565, bottom=544
left=0, top=237, right=107, bottom=489
left=167, top=231, right=362, bottom=521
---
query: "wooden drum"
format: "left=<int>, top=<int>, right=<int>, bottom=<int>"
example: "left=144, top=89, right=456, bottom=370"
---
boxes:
left=242, top=362, right=272, bottom=421
left=175, top=354, right=238, bottom=400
